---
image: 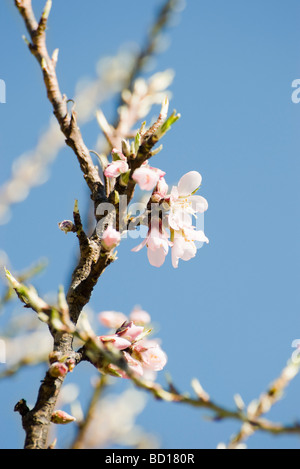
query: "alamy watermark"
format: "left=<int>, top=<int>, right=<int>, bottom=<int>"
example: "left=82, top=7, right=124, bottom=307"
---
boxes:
left=291, top=79, right=300, bottom=104
left=0, top=79, right=6, bottom=104
left=0, top=339, right=6, bottom=364
left=291, top=339, right=300, bottom=364
left=95, top=196, right=206, bottom=249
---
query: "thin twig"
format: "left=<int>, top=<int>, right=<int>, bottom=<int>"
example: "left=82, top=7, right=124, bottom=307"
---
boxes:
left=71, top=375, right=108, bottom=449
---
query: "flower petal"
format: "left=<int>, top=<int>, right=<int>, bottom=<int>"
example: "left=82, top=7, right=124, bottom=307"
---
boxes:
left=189, top=195, right=208, bottom=213
left=147, top=246, right=167, bottom=267
left=132, top=237, right=147, bottom=252
left=180, top=241, right=197, bottom=261
left=178, top=171, right=202, bottom=196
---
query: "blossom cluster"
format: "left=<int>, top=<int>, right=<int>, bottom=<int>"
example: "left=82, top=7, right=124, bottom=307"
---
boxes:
left=101, top=141, right=209, bottom=268
left=132, top=169, right=209, bottom=268
left=98, top=308, right=167, bottom=378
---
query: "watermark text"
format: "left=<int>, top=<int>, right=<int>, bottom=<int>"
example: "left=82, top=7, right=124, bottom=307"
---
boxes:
left=0, top=79, right=6, bottom=104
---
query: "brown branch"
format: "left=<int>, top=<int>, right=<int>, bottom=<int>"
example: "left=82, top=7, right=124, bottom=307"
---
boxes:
left=14, top=0, right=179, bottom=449
left=77, top=334, right=300, bottom=445
left=125, top=364, right=300, bottom=444
left=13, top=0, right=111, bottom=449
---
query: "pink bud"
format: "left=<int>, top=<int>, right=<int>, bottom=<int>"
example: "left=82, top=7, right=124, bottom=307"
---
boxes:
left=66, top=358, right=76, bottom=372
left=51, top=410, right=76, bottom=425
left=49, top=362, right=69, bottom=378
left=132, top=166, right=164, bottom=191
left=116, top=321, right=144, bottom=342
left=155, top=177, right=168, bottom=198
left=104, top=160, right=129, bottom=178
left=102, top=226, right=121, bottom=250
left=99, top=334, right=131, bottom=350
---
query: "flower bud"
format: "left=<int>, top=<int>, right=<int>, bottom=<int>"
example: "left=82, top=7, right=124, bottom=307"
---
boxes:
left=66, top=358, right=76, bottom=372
left=101, top=226, right=121, bottom=250
left=99, top=334, right=131, bottom=350
left=49, top=362, right=68, bottom=378
left=104, top=160, right=129, bottom=178
left=116, top=321, right=144, bottom=342
left=58, top=220, right=75, bottom=234
left=51, top=410, right=76, bottom=425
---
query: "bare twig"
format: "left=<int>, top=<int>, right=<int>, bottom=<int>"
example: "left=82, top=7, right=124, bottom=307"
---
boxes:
left=226, top=359, right=300, bottom=449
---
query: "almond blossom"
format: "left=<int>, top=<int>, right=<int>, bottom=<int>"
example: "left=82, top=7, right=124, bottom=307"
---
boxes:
left=171, top=226, right=209, bottom=269
left=168, top=171, right=209, bottom=267
left=104, top=148, right=129, bottom=178
left=131, top=170, right=209, bottom=268
left=131, top=339, right=167, bottom=371
left=169, top=171, right=208, bottom=231
left=132, top=218, right=171, bottom=268
left=132, top=162, right=165, bottom=191
left=97, top=308, right=167, bottom=378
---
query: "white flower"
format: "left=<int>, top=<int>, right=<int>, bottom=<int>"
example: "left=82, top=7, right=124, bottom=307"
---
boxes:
left=169, top=171, right=208, bottom=231
left=132, top=218, right=171, bottom=268
left=171, top=226, right=209, bottom=269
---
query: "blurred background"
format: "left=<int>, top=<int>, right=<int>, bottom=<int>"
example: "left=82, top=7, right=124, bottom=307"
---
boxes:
left=0, top=0, right=300, bottom=449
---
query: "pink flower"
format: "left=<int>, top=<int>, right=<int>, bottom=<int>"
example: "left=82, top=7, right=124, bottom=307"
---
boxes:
left=132, top=163, right=165, bottom=191
left=106, top=352, right=144, bottom=379
left=104, top=148, right=129, bottom=178
left=96, top=308, right=167, bottom=378
left=132, top=218, right=171, bottom=268
left=132, top=340, right=167, bottom=371
left=98, top=310, right=128, bottom=329
left=99, top=334, right=131, bottom=350
left=101, top=225, right=121, bottom=250
left=123, top=351, right=144, bottom=377
left=104, top=159, right=129, bottom=178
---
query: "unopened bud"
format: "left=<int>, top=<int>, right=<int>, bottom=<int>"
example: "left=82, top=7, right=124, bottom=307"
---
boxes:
left=101, top=226, right=121, bottom=250
left=49, top=362, right=68, bottom=378
left=58, top=220, right=75, bottom=234
left=51, top=410, right=76, bottom=425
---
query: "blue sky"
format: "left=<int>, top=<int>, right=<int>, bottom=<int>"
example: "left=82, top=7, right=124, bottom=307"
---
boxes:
left=1, top=0, right=300, bottom=449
